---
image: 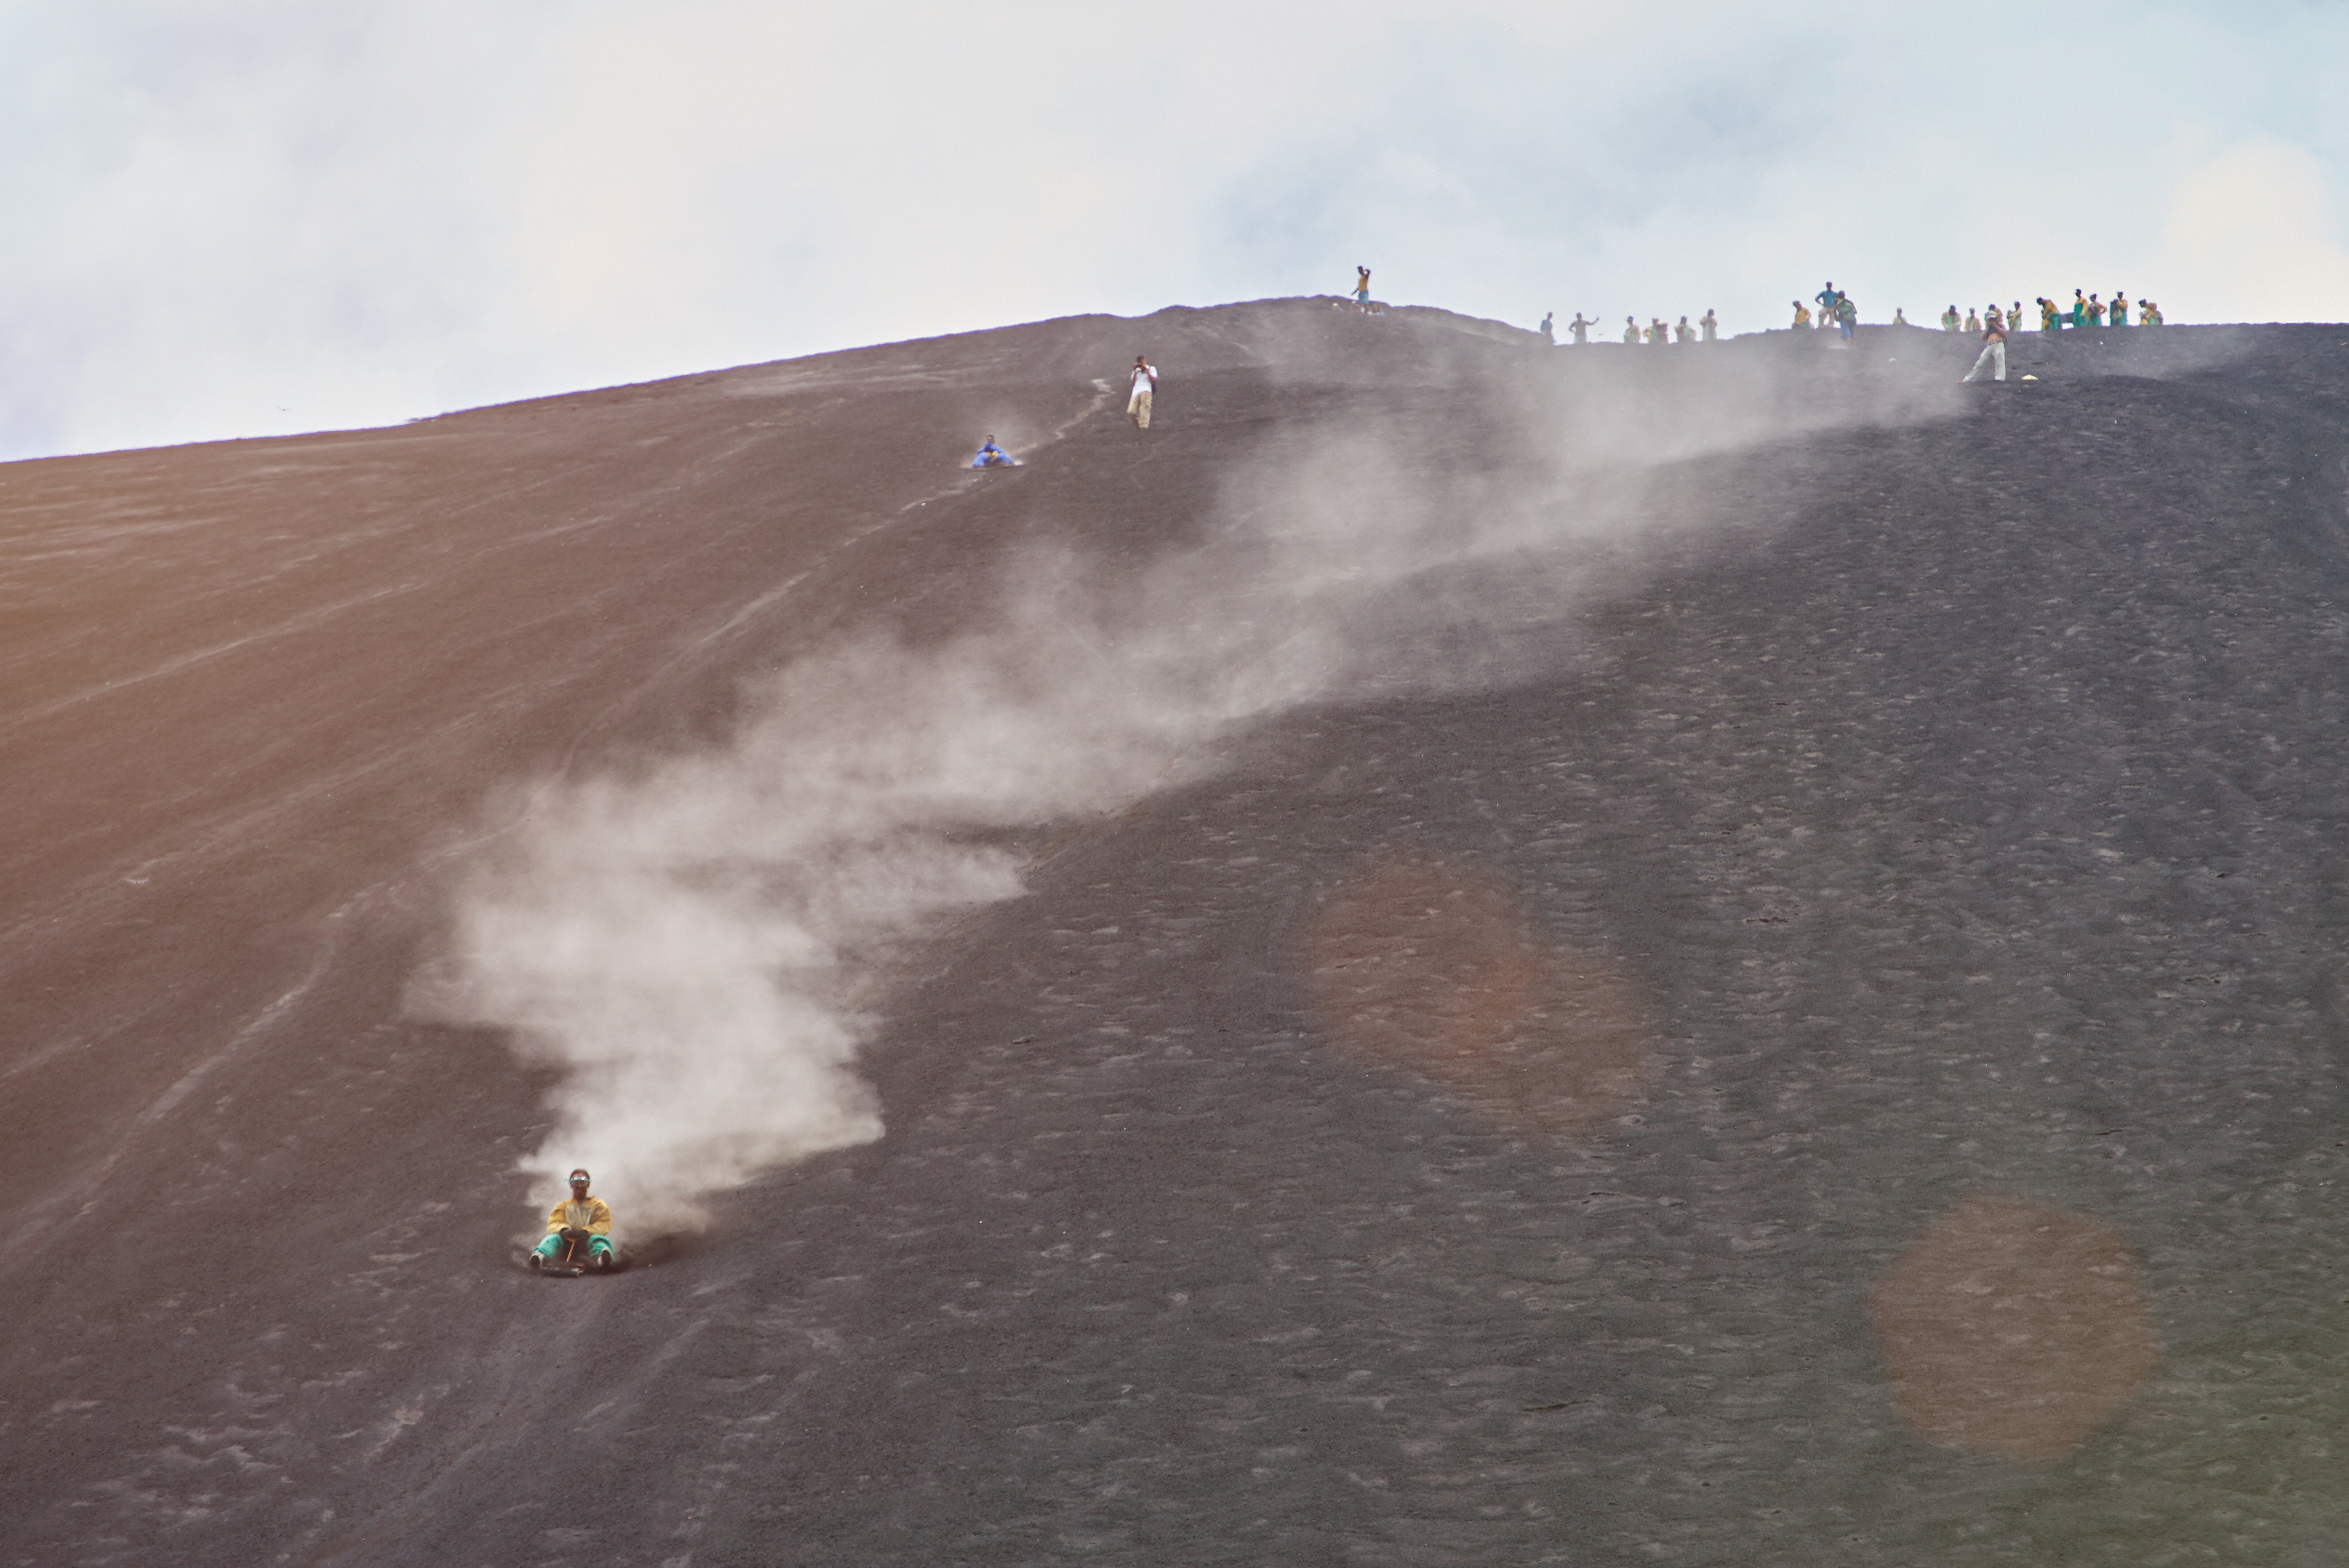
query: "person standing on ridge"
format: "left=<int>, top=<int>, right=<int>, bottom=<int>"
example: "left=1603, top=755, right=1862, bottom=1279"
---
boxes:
left=2111, top=290, right=2129, bottom=326
left=1539, top=311, right=1555, bottom=343
left=1569, top=312, right=1595, bottom=344
left=1127, top=355, right=1158, bottom=429
left=1961, top=311, right=2009, bottom=383
left=1964, top=307, right=1981, bottom=333
left=1624, top=316, right=1641, bottom=343
left=2071, top=289, right=2087, bottom=327
left=1791, top=300, right=1812, bottom=329
left=1354, top=266, right=1372, bottom=310
left=2038, top=296, right=2061, bottom=332
left=1892, top=307, right=1911, bottom=326
left=1649, top=317, right=1670, bottom=344
left=1675, top=315, right=1696, bottom=343
left=1940, top=305, right=1961, bottom=331
left=2087, top=294, right=2106, bottom=326
left=532, top=1168, right=617, bottom=1271
left=1816, top=282, right=1840, bottom=326
left=1700, top=308, right=1718, bottom=341
left=1835, top=294, right=1857, bottom=344
left=2012, top=302, right=2025, bottom=333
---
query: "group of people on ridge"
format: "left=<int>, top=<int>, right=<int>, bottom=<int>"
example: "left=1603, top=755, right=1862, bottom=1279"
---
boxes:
left=1791, top=283, right=1861, bottom=342
left=1919, top=292, right=2165, bottom=334
left=2034, top=290, right=2164, bottom=328
left=1538, top=310, right=1717, bottom=345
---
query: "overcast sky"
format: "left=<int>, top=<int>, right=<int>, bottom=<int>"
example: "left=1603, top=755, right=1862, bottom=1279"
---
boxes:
left=4, top=0, right=2348, bottom=459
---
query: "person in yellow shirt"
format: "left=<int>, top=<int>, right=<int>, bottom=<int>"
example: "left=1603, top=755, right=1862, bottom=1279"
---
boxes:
left=532, top=1167, right=617, bottom=1271
left=1791, top=300, right=1812, bottom=329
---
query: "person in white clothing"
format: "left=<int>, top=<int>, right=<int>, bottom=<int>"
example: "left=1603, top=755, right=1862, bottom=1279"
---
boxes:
left=1127, top=355, right=1158, bottom=429
left=1961, top=317, right=2007, bottom=383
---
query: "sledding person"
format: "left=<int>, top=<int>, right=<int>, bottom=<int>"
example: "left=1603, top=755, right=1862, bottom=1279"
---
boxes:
left=1127, top=355, right=1158, bottom=428
left=970, top=435, right=1014, bottom=468
left=532, top=1168, right=616, bottom=1271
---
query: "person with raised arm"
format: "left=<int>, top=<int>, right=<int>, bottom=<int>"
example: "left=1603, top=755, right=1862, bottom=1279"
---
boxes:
left=1961, top=312, right=2008, bottom=384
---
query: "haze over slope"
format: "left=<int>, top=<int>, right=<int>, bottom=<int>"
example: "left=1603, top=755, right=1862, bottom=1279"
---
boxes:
left=5, top=301, right=2349, bottom=1567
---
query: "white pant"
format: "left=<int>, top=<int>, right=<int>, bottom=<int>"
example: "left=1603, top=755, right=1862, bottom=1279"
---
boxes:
left=1962, top=340, right=2006, bottom=382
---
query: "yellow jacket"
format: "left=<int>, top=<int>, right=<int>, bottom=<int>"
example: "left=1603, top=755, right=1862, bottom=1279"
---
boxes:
left=546, top=1196, right=614, bottom=1235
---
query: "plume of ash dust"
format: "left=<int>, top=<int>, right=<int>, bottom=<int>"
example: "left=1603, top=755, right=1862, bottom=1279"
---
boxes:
left=424, top=538, right=1357, bottom=1237
left=423, top=363, right=1963, bottom=1239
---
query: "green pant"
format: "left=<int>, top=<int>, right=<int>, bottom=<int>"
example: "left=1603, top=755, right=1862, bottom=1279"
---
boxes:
left=535, top=1232, right=614, bottom=1265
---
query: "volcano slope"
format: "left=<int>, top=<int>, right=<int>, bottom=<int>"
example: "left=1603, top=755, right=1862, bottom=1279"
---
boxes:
left=7, top=302, right=2349, bottom=1567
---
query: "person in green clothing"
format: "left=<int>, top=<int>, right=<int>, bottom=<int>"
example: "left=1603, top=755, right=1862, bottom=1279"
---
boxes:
left=1940, top=305, right=1961, bottom=331
left=2070, top=289, right=2087, bottom=327
left=531, top=1168, right=617, bottom=1271
left=2110, top=290, right=2129, bottom=327
left=2039, top=297, right=2062, bottom=331
left=2141, top=299, right=2164, bottom=325
left=1791, top=300, right=1812, bottom=329
left=2087, top=294, right=2106, bottom=326
left=1625, top=316, right=1641, bottom=343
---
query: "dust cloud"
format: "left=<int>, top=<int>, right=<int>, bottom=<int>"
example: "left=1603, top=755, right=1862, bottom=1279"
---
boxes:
left=426, top=342, right=1964, bottom=1238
